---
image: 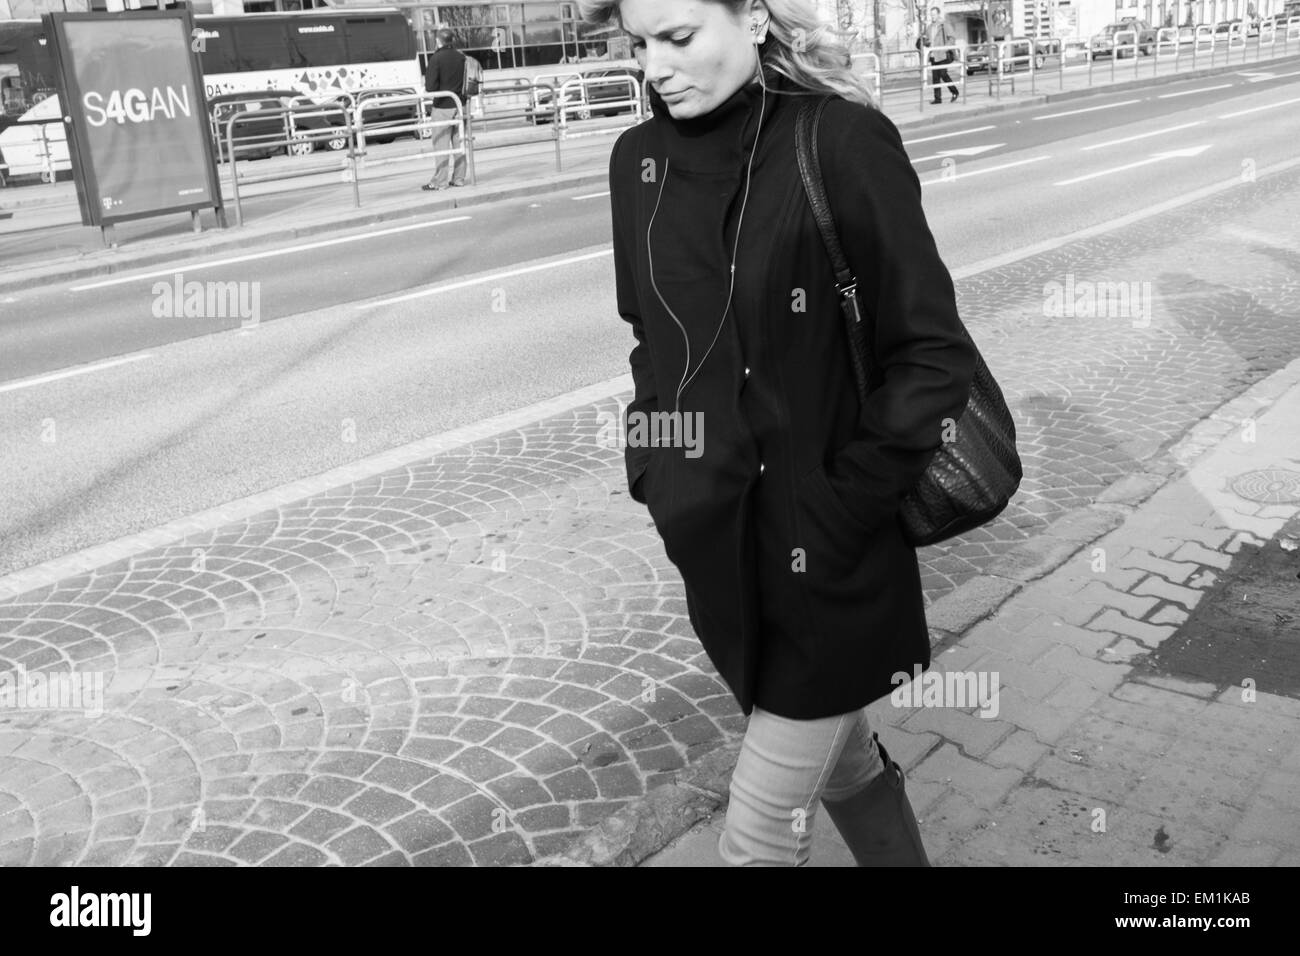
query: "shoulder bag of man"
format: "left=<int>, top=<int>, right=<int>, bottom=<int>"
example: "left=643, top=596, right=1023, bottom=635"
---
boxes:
left=462, top=54, right=484, bottom=99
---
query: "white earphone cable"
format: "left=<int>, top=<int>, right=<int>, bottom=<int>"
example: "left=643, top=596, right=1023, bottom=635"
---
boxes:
left=646, top=39, right=769, bottom=417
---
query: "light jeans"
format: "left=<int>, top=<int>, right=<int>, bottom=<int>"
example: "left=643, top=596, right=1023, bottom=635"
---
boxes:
left=717, top=704, right=885, bottom=866
left=428, top=105, right=467, bottom=187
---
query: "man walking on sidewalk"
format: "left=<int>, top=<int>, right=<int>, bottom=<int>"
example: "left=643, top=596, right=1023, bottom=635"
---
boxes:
left=423, top=29, right=468, bottom=190
left=921, top=6, right=960, bottom=104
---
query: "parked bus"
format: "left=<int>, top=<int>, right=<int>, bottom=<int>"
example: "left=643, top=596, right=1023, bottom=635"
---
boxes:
left=0, top=8, right=418, bottom=182
left=193, top=9, right=418, bottom=100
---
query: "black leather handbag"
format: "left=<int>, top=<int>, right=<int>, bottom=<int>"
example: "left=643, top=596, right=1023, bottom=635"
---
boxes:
left=794, top=95, right=1022, bottom=548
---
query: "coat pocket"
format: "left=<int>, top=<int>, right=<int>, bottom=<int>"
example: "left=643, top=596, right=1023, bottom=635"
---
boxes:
left=640, top=451, right=677, bottom=542
left=795, top=462, right=875, bottom=578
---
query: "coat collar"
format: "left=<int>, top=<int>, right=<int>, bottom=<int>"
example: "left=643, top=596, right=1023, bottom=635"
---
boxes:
left=646, top=65, right=796, bottom=173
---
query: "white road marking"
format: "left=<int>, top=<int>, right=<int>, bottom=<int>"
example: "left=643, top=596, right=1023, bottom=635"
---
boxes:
left=1233, top=70, right=1300, bottom=82
left=1217, top=224, right=1299, bottom=248
left=1031, top=98, right=1143, bottom=120
left=912, top=143, right=1006, bottom=164
left=69, top=216, right=473, bottom=291
left=12, top=154, right=1300, bottom=418
left=1218, top=95, right=1300, bottom=118
left=571, top=191, right=611, bottom=200
left=359, top=248, right=613, bottom=308
left=902, top=124, right=996, bottom=146
left=951, top=155, right=1300, bottom=279
left=1156, top=83, right=1233, bottom=98
left=1081, top=121, right=1205, bottom=150
left=0, top=353, right=154, bottom=395
left=1053, top=145, right=1212, bottom=186
left=935, top=144, right=1005, bottom=157
left=920, top=154, right=1051, bottom=185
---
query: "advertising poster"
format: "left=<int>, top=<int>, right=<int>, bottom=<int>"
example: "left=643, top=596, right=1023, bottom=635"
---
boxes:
left=46, top=10, right=221, bottom=227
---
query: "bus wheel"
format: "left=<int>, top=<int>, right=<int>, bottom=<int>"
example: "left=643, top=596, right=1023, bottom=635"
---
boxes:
left=287, top=139, right=315, bottom=157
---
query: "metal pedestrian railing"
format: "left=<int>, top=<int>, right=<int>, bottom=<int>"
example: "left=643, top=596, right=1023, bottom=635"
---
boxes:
left=919, top=43, right=966, bottom=109
left=849, top=51, right=883, bottom=104
left=470, top=74, right=645, bottom=174
left=0, top=116, right=66, bottom=184
left=553, top=75, right=643, bottom=171
left=220, top=94, right=471, bottom=226
left=872, top=18, right=1300, bottom=113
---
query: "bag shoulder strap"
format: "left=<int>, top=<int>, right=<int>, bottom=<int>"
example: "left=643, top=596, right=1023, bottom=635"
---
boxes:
left=793, top=95, right=856, bottom=301
left=795, top=95, right=881, bottom=401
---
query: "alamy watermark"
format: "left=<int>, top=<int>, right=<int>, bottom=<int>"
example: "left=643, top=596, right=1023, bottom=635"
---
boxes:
left=1043, top=274, right=1152, bottom=328
left=0, top=664, right=104, bottom=718
left=890, top=664, right=1000, bottom=719
left=50, top=886, right=150, bottom=936
left=596, top=398, right=704, bottom=458
left=152, top=272, right=261, bottom=328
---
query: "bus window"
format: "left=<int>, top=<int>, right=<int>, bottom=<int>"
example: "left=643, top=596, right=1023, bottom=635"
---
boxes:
left=286, top=20, right=346, bottom=68
left=233, top=22, right=286, bottom=71
left=196, top=26, right=240, bottom=76
left=344, top=16, right=413, bottom=63
left=1, top=72, right=22, bottom=116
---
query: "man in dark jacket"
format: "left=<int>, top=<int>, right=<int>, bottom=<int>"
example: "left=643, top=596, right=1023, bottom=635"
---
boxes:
left=422, top=29, right=468, bottom=190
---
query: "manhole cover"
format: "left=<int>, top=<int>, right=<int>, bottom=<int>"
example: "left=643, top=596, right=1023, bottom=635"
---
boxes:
left=1229, top=469, right=1300, bottom=504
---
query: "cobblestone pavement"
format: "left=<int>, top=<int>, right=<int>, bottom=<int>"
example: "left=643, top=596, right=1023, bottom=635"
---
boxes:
left=904, top=380, right=1300, bottom=867
left=644, top=362, right=1300, bottom=867
left=1, top=167, right=1298, bottom=866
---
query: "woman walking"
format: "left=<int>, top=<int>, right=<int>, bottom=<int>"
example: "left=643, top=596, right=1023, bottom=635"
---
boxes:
left=586, top=0, right=978, bottom=865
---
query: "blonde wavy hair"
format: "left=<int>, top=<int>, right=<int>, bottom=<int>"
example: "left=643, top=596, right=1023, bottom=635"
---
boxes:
left=575, top=0, right=876, bottom=109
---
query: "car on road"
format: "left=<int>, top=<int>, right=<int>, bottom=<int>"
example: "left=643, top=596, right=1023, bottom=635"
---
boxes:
left=350, top=87, right=434, bottom=144
left=526, top=67, right=643, bottom=124
left=283, top=94, right=352, bottom=155
left=1213, top=19, right=1247, bottom=40
left=209, top=93, right=291, bottom=162
left=1062, top=38, right=1090, bottom=61
left=964, top=38, right=1057, bottom=73
left=209, top=90, right=349, bottom=161
left=964, top=41, right=995, bottom=73
left=1089, top=19, right=1158, bottom=58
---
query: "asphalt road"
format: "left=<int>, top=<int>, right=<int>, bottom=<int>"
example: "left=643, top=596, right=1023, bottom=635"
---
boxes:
left=1, top=69, right=1299, bottom=576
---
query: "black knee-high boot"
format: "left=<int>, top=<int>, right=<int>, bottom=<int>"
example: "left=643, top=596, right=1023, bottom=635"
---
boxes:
left=820, top=732, right=931, bottom=867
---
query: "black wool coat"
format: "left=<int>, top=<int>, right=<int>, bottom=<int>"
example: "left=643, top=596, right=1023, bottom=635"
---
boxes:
left=607, top=69, right=977, bottom=720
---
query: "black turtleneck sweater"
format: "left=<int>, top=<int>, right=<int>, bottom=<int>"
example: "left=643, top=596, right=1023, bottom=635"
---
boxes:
left=607, top=67, right=977, bottom=719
